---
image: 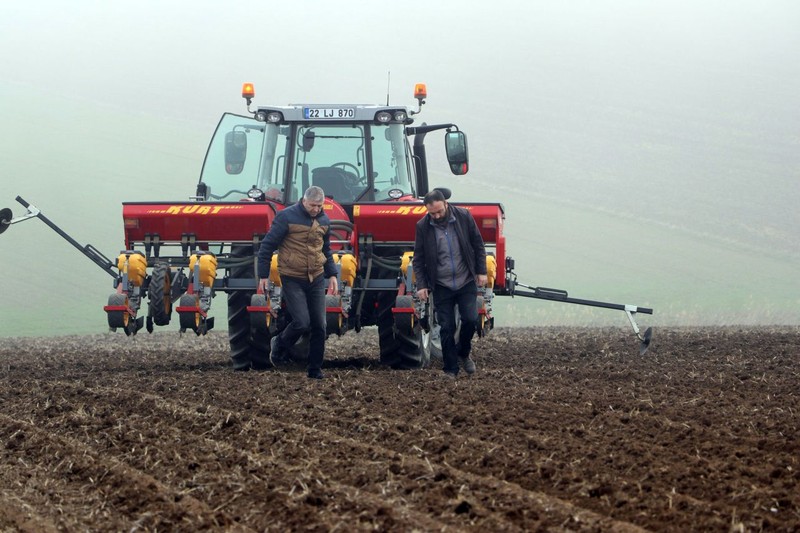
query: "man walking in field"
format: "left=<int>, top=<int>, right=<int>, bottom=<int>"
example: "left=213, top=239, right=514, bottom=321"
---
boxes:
left=413, top=189, right=487, bottom=378
left=257, top=186, right=338, bottom=379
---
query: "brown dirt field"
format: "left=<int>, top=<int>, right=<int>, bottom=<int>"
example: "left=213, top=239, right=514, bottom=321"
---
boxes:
left=1, top=326, right=798, bottom=532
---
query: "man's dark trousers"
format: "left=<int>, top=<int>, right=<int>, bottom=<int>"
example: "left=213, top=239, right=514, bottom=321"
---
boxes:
left=434, top=280, right=478, bottom=375
left=275, top=274, right=326, bottom=371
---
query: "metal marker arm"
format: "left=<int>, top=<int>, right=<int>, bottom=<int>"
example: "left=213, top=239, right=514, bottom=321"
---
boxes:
left=513, top=283, right=653, bottom=315
left=14, top=196, right=116, bottom=278
left=512, top=281, right=654, bottom=353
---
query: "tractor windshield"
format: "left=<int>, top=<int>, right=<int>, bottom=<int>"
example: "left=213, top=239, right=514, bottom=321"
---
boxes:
left=371, top=122, right=416, bottom=201
left=199, top=113, right=287, bottom=202
left=291, top=122, right=415, bottom=203
left=199, top=113, right=416, bottom=204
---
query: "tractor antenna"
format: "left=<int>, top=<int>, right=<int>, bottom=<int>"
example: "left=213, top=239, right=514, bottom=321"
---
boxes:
left=386, top=71, right=391, bottom=105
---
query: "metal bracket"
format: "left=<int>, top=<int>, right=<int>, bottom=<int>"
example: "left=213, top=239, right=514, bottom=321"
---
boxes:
left=0, top=204, right=40, bottom=232
left=624, top=305, right=653, bottom=355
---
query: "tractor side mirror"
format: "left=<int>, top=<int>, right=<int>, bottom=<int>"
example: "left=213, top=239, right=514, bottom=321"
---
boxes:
left=302, top=131, right=316, bottom=152
left=224, top=130, right=247, bottom=174
left=445, top=130, right=469, bottom=175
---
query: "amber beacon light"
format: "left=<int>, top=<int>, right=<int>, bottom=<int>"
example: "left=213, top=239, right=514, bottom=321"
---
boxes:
left=414, top=83, right=427, bottom=102
left=242, top=83, right=255, bottom=104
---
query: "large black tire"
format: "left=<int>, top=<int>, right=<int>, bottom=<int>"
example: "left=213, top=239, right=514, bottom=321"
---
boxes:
left=393, top=295, right=431, bottom=369
left=148, top=261, right=172, bottom=326
left=228, top=245, right=270, bottom=370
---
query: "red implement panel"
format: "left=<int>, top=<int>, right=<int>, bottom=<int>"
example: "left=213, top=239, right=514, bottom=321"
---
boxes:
left=352, top=202, right=504, bottom=244
left=122, top=202, right=278, bottom=247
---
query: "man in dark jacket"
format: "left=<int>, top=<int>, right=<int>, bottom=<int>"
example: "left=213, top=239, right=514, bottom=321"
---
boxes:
left=413, top=189, right=487, bottom=378
left=257, top=186, right=338, bottom=379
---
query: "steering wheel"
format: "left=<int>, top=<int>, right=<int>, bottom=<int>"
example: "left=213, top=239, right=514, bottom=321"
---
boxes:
left=208, top=189, right=251, bottom=200
left=331, top=162, right=365, bottom=185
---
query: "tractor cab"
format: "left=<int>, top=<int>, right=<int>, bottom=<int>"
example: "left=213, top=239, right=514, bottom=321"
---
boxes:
left=198, top=110, right=415, bottom=205
left=196, top=84, right=469, bottom=207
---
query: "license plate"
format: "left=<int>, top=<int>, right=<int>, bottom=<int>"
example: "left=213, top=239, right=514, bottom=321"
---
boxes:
left=303, top=107, right=355, bottom=120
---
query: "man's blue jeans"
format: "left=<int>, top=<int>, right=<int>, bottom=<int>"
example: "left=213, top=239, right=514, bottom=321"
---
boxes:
left=434, top=281, right=478, bottom=375
left=276, top=274, right=326, bottom=371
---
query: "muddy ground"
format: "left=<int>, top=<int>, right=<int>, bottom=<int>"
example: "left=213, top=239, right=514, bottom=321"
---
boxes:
left=0, top=326, right=798, bottom=532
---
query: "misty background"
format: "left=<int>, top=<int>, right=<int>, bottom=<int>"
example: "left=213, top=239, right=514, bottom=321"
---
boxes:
left=1, top=0, right=798, bottom=337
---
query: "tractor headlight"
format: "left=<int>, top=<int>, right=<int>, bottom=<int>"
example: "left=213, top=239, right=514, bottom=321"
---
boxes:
left=375, top=110, right=409, bottom=123
left=255, top=110, right=283, bottom=123
left=247, top=187, right=265, bottom=201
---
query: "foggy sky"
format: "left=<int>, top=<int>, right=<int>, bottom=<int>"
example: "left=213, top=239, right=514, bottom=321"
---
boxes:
left=2, top=0, right=799, bottom=335
left=4, top=1, right=798, bottom=123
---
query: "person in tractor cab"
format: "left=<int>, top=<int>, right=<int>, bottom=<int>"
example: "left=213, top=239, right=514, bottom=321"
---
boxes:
left=413, top=189, right=488, bottom=378
left=257, top=186, right=338, bottom=379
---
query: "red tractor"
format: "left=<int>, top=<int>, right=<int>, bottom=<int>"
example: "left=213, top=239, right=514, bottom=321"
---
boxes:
left=1, top=83, right=653, bottom=365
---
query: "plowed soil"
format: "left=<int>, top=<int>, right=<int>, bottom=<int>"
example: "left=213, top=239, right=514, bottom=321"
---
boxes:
left=1, top=327, right=798, bottom=532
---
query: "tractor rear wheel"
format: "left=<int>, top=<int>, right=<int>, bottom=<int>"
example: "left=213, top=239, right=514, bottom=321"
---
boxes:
left=228, top=245, right=270, bottom=370
left=148, top=261, right=172, bottom=326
